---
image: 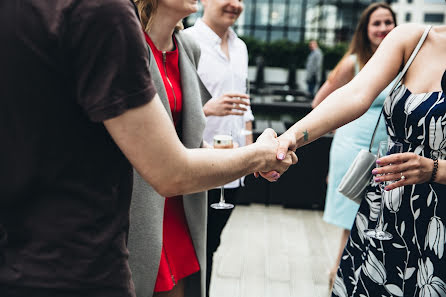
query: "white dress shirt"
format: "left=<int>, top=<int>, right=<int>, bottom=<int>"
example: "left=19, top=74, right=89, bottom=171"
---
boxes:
left=185, top=18, right=254, bottom=188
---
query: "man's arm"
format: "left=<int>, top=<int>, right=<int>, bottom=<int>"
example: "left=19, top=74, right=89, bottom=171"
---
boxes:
left=105, top=94, right=296, bottom=197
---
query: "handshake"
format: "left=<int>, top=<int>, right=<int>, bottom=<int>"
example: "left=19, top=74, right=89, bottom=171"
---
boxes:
left=249, top=128, right=299, bottom=182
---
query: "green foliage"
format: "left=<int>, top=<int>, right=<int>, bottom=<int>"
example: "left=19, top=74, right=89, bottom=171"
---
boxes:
left=240, top=36, right=349, bottom=70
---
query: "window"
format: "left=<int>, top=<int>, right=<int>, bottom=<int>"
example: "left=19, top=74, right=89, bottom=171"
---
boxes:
left=188, top=0, right=376, bottom=44
left=405, top=12, right=411, bottom=22
left=424, top=13, right=445, bottom=23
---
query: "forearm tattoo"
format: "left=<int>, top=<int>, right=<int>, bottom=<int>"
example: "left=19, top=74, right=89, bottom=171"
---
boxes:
left=303, top=130, right=309, bottom=142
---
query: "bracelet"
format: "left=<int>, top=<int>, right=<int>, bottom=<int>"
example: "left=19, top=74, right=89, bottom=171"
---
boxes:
left=430, top=158, right=439, bottom=183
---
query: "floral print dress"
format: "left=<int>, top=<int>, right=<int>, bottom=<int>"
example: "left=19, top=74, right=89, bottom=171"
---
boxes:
left=333, top=84, right=446, bottom=297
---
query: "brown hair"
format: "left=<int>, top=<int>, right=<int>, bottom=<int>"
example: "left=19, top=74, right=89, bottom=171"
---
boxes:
left=134, top=0, right=184, bottom=33
left=329, top=2, right=396, bottom=79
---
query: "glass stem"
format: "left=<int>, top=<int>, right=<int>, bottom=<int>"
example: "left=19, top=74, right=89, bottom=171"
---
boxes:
left=376, top=186, right=386, bottom=231
left=220, top=186, right=225, bottom=204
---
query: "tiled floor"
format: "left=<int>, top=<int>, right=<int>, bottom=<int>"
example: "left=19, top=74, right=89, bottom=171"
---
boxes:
left=209, top=204, right=343, bottom=297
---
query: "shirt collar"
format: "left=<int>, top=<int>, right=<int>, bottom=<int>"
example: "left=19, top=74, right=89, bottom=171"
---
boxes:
left=227, top=27, right=237, bottom=41
left=194, top=18, right=237, bottom=46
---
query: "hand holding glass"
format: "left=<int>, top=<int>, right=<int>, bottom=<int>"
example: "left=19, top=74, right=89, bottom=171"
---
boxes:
left=364, top=140, right=403, bottom=240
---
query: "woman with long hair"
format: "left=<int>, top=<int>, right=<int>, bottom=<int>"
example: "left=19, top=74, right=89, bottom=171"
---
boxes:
left=311, top=3, right=397, bottom=288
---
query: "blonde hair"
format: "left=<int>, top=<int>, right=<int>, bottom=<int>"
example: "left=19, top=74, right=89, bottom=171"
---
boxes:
left=328, top=2, right=396, bottom=80
left=134, top=0, right=184, bottom=32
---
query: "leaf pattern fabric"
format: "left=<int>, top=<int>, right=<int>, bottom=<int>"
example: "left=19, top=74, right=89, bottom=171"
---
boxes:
left=333, top=85, right=446, bottom=297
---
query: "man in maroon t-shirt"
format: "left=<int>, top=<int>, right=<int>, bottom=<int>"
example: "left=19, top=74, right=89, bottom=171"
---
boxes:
left=0, top=1, right=295, bottom=296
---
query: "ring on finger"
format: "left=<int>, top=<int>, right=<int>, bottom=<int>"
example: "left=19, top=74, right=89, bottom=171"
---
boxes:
left=400, top=172, right=406, bottom=180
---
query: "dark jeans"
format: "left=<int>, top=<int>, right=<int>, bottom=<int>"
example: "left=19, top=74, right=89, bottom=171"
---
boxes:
left=307, top=76, right=317, bottom=96
left=206, top=187, right=239, bottom=297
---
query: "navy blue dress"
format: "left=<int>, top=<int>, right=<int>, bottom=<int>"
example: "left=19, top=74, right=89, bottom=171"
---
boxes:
left=332, top=84, right=446, bottom=297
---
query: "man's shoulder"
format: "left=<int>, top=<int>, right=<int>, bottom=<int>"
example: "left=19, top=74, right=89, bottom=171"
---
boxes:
left=71, top=0, right=137, bottom=22
left=183, top=24, right=209, bottom=47
left=183, top=25, right=198, bottom=36
left=236, top=37, right=247, bottom=48
left=79, top=0, right=136, bottom=8
left=232, top=35, right=248, bottom=54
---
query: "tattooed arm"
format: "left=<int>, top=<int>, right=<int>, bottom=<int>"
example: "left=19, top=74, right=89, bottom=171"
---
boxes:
left=274, top=24, right=424, bottom=158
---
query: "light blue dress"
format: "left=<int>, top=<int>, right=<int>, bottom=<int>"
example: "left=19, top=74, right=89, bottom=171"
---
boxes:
left=322, top=55, right=393, bottom=230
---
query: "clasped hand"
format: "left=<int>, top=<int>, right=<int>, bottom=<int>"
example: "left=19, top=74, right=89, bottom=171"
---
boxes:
left=254, top=130, right=298, bottom=182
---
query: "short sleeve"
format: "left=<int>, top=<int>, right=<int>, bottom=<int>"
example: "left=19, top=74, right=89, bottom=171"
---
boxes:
left=67, top=0, right=156, bottom=122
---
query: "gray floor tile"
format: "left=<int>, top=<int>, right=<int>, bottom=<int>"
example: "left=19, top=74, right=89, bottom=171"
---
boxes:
left=210, top=204, right=343, bottom=297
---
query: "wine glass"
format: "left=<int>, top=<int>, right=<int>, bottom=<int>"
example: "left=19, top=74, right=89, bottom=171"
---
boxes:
left=364, top=140, right=403, bottom=240
left=239, top=78, right=252, bottom=137
left=211, top=133, right=235, bottom=210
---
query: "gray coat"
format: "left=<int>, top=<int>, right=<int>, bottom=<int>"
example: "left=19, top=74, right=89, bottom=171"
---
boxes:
left=128, top=31, right=211, bottom=297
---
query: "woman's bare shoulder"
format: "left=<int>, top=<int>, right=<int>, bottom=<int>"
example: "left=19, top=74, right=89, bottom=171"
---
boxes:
left=342, top=55, right=356, bottom=69
left=331, top=55, right=355, bottom=80
left=381, top=24, right=429, bottom=63
left=392, top=23, right=426, bottom=35
left=390, top=24, right=429, bottom=47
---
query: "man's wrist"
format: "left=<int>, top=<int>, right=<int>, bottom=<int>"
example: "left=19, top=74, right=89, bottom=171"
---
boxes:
left=203, top=104, right=213, bottom=116
left=244, top=143, right=267, bottom=173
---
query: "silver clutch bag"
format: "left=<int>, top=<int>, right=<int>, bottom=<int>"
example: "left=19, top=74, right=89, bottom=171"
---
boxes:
left=337, top=149, right=376, bottom=205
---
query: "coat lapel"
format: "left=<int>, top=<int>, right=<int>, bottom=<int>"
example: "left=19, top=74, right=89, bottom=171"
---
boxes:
left=176, top=34, right=206, bottom=149
left=147, top=48, right=173, bottom=121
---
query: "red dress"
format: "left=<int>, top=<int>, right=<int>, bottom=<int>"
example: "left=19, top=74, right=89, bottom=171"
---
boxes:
left=145, top=33, right=200, bottom=292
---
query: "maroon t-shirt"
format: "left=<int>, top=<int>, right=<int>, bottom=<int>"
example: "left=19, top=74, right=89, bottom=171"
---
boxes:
left=0, top=0, right=156, bottom=296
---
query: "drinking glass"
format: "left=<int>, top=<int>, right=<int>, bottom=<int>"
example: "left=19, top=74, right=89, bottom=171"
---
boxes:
left=211, top=133, right=235, bottom=210
left=364, top=140, right=403, bottom=240
left=239, top=78, right=252, bottom=137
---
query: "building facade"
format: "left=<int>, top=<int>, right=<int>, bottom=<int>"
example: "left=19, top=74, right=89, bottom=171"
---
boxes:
left=186, top=0, right=389, bottom=45
left=185, top=0, right=446, bottom=45
left=391, top=0, right=446, bottom=25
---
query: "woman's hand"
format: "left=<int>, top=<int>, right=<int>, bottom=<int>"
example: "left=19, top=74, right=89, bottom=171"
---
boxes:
left=372, top=152, right=434, bottom=191
left=254, top=129, right=298, bottom=182
left=253, top=130, right=298, bottom=182
left=276, top=131, right=298, bottom=160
